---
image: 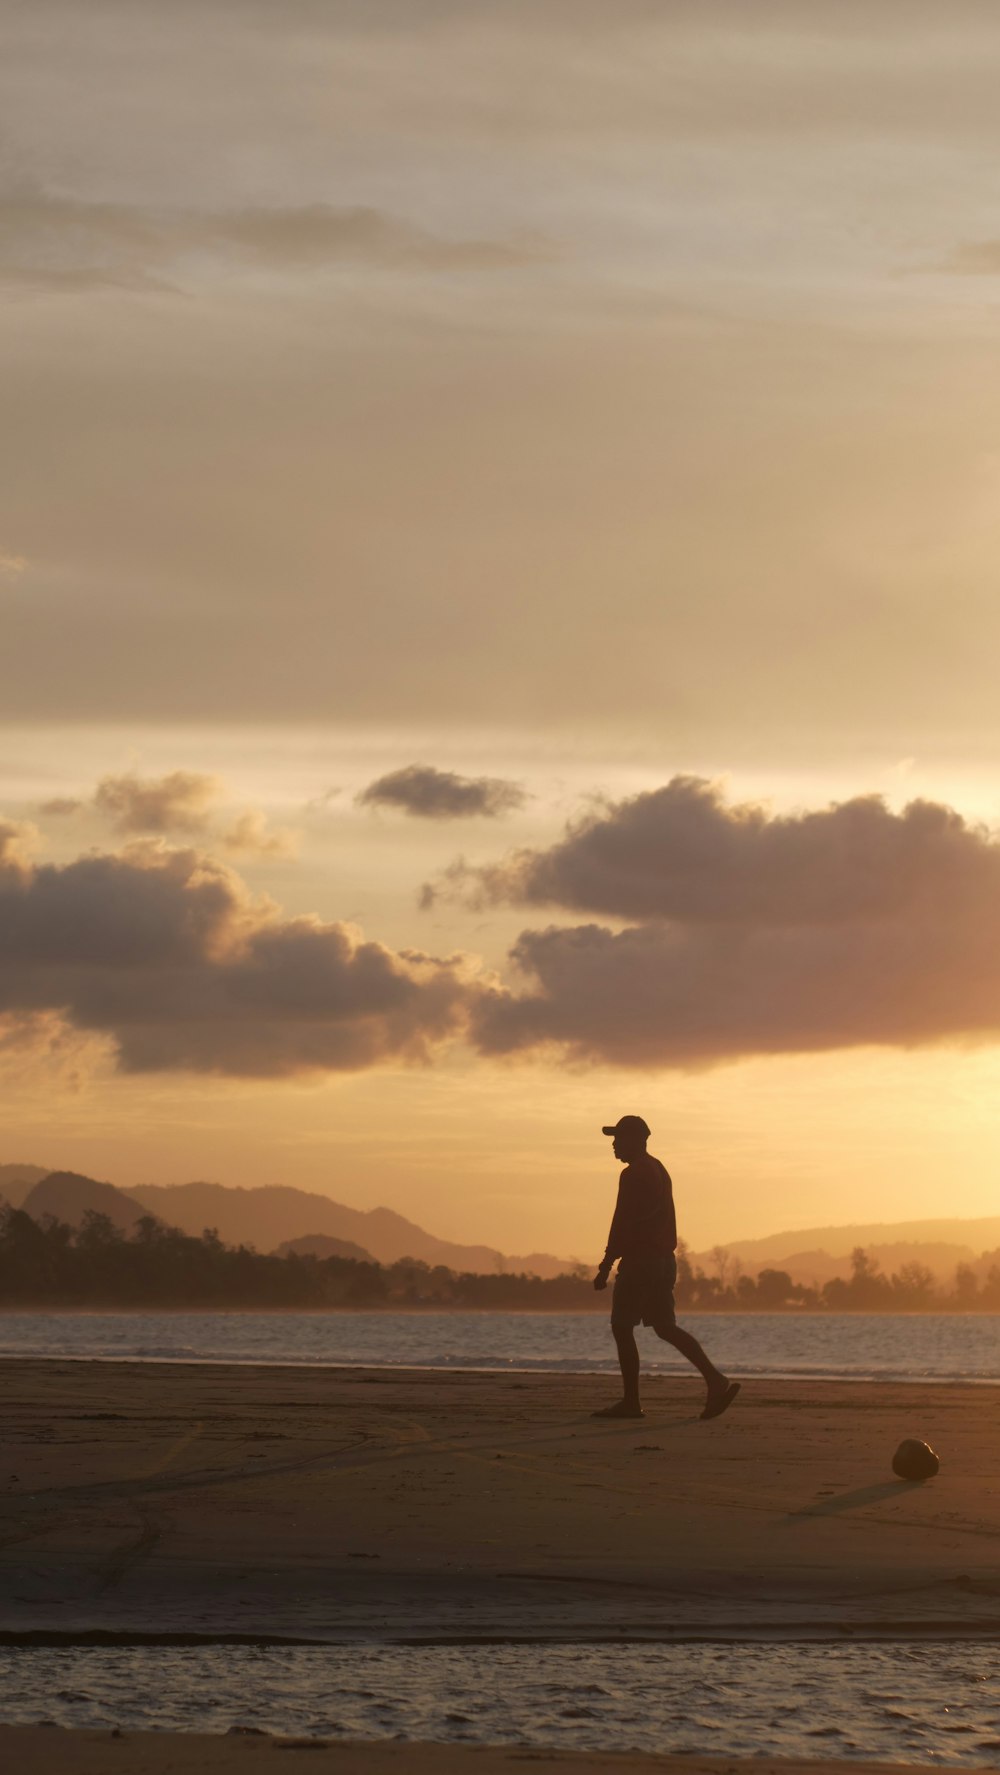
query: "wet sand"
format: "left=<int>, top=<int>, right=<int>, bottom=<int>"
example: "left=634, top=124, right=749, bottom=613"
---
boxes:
left=4, top=1726, right=996, bottom=1775
left=0, top=1729, right=995, bottom=1775
left=2, top=1359, right=999, bottom=1640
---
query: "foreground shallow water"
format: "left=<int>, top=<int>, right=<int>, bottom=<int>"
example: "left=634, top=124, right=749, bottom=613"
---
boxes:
left=2, top=1643, right=1000, bottom=1763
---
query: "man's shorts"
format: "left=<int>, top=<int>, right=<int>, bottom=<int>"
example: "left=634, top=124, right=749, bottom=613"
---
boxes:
left=611, top=1253, right=677, bottom=1331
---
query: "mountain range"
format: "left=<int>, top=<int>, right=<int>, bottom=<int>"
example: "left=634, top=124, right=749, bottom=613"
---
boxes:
left=0, top=1164, right=50, bottom=1205
left=696, top=1218, right=1000, bottom=1287
left=4, top=1164, right=999, bottom=1286
left=0, top=1169, right=577, bottom=1278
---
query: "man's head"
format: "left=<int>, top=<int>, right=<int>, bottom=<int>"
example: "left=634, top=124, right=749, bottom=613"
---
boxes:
left=602, top=1114, right=650, bottom=1163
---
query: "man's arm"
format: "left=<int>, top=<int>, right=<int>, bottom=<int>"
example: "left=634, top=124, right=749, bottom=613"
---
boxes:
left=593, top=1177, right=627, bottom=1291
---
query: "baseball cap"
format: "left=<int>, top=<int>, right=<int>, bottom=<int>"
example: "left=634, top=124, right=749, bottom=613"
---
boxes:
left=601, top=1115, right=651, bottom=1139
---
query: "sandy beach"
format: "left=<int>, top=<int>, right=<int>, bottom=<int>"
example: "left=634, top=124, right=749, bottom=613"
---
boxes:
left=2, top=1726, right=994, bottom=1775
left=1, top=1359, right=999, bottom=1642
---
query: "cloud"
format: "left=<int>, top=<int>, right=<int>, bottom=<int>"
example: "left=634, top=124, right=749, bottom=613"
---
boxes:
left=202, top=205, right=549, bottom=271
left=0, top=818, right=37, bottom=874
left=44, top=773, right=297, bottom=857
left=0, top=1009, right=107, bottom=1094
left=0, top=550, right=27, bottom=579
left=10, top=775, right=1000, bottom=1079
left=0, top=185, right=552, bottom=293
left=358, top=763, right=527, bottom=821
left=462, top=779, right=1000, bottom=1067
left=0, top=833, right=475, bottom=1077
left=939, top=240, right=1000, bottom=275
left=306, top=787, right=343, bottom=812
left=222, top=810, right=299, bottom=859
left=93, top=771, right=221, bottom=835
left=447, top=777, right=995, bottom=923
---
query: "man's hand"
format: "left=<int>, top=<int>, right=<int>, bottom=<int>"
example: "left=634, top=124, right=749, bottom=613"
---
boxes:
left=593, top=1266, right=610, bottom=1292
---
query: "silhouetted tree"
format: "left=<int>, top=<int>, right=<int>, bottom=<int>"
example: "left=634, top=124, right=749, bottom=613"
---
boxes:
left=0, top=1208, right=992, bottom=1312
left=755, top=1268, right=796, bottom=1310
left=953, top=1263, right=979, bottom=1308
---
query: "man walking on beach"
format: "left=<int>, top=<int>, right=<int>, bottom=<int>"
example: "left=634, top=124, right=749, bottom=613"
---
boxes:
left=593, top=1115, right=739, bottom=1421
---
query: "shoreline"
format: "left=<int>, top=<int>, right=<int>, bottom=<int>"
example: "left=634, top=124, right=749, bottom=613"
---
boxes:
left=1, top=1350, right=1000, bottom=1386
left=3, top=1304, right=1000, bottom=1315
left=5, top=1619, right=1000, bottom=1646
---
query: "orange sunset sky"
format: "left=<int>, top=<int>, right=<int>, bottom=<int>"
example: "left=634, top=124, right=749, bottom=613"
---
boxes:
left=4, top=1, right=1000, bottom=1261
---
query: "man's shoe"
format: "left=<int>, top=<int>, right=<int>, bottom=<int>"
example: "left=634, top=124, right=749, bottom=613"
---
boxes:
left=700, top=1380, right=740, bottom=1421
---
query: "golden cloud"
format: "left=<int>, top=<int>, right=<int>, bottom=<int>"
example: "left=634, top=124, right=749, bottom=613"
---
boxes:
left=92, top=770, right=222, bottom=836
left=462, top=779, right=1000, bottom=1066
left=0, top=834, right=475, bottom=1077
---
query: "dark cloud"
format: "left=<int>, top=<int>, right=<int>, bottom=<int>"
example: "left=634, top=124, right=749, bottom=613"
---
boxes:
left=462, top=780, right=1000, bottom=1067
left=39, top=797, right=84, bottom=817
left=9, top=779, right=1000, bottom=1078
left=0, top=186, right=551, bottom=293
left=447, top=777, right=997, bottom=922
left=0, top=837, right=473, bottom=1076
left=358, top=763, right=527, bottom=820
left=471, top=914, right=1000, bottom=1068
left=93, top=771, right=220, bottom=835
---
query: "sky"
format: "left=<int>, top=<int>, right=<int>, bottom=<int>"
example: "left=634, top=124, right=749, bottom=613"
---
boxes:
left=4, top=0, right=1000, bottom=1260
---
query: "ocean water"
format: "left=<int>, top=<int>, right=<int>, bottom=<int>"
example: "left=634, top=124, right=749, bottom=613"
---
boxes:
left=2, top=1643, right=1000, bottom=1762
left=1, top=1309, right=1000, bottom=1382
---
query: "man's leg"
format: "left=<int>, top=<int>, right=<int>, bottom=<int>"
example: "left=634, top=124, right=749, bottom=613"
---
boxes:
left=614, top=1324, right=641, bottom=1405
left=653, top=1319, right=740, bottom=1419
left=592, top=1320, right=644, bottom=1418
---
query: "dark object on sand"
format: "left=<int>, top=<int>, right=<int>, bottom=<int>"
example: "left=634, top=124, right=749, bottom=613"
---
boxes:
left=892, top=1438, right=939, bottom=1480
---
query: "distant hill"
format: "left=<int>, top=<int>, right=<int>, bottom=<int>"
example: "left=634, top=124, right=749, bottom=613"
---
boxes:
left=0, top=1164, right=50, bottom=1209
left=21, top=1165, right=995, bottom=1288
left=7, top=1167, right=573, bottom=1275
left=128, top=1181, right=574, bottom=1277
left=695, top=1217, right=1000, bottom=1287
left=21, top=1171, right=149, bottom=1233
left=277, top=1234, right=375, bottom=1264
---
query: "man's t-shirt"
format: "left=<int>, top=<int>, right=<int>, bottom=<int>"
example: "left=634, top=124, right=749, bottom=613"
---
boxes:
left=602, top=1153, right=677, bottom=1265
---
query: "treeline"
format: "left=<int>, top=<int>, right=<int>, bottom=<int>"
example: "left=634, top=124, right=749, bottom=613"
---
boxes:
left=4, top=1208, right=1000, bottom=1311
left=0, top=1208, right=597, bottom=1310
left=676, top=1243, right=1000, bottom=1312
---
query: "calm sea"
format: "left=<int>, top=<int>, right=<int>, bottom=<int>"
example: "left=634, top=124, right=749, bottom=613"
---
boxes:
left=1, top=1310, right=999, bottom=1381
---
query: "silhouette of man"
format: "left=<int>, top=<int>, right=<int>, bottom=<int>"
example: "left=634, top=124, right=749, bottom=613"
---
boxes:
left=592, top=1115, right=739, bottom=1421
